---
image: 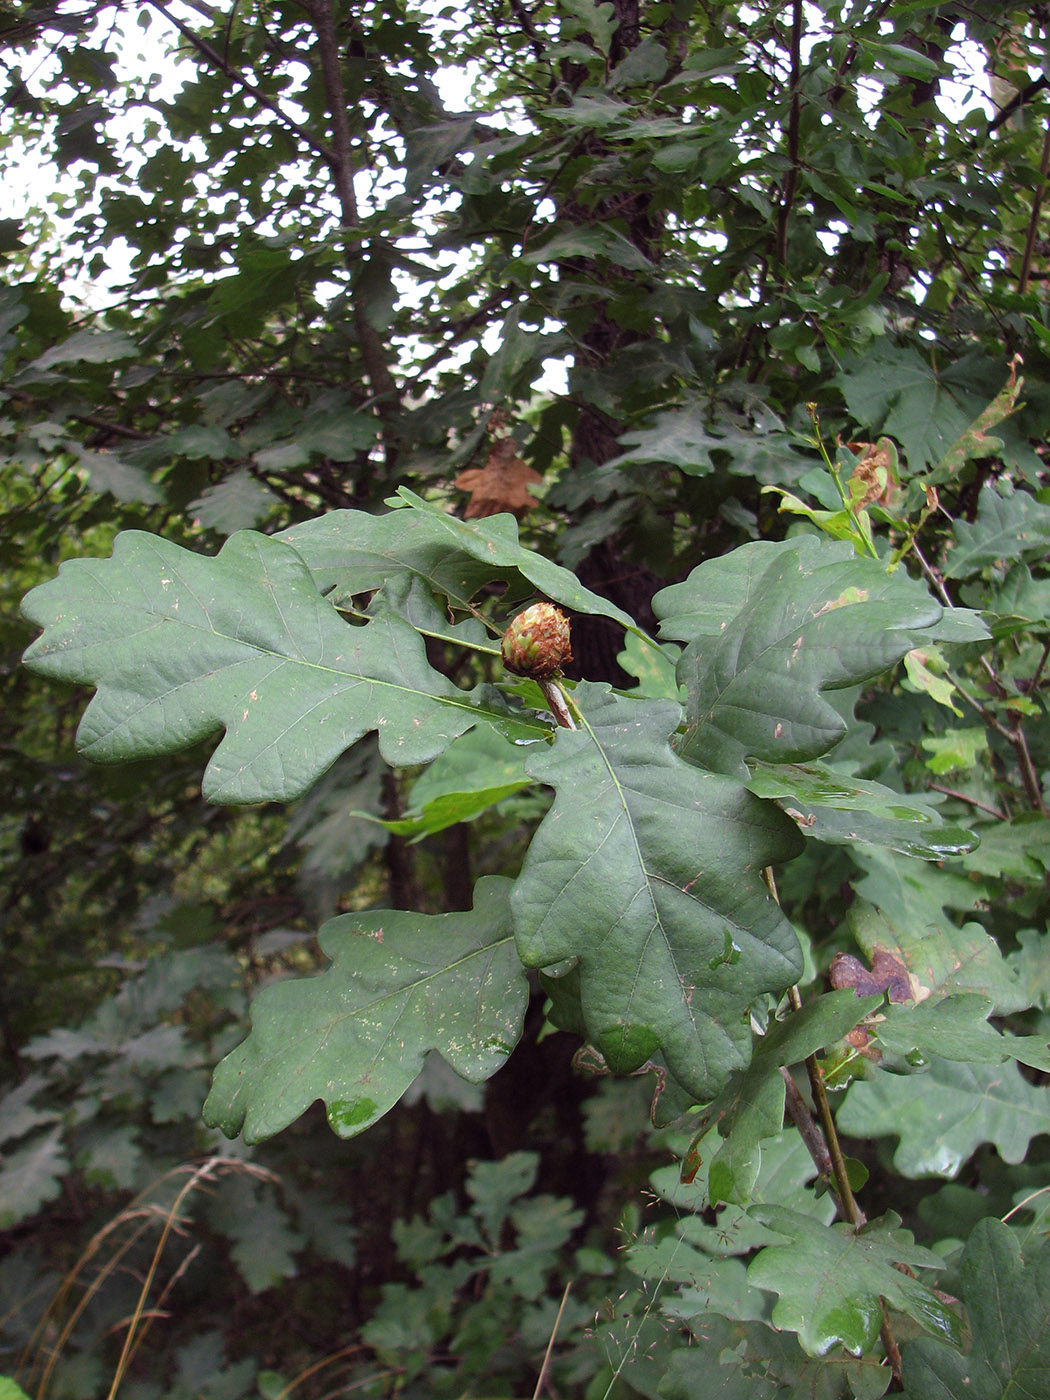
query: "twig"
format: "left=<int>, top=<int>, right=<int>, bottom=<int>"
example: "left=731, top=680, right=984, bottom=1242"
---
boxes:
left=1030, top=637, right=1050, bottom=700
left=1010, top=725, right=1047, bottom=814
left=540, top=677, right=577, bottom=729
left=1018, top=117, right=1050, bottom=295
left=911, top=546, right=1047, bottom=815
left=988, top=73, right=1050, bottom=135
left=764, top=868, right=903, bottom=1385
left=1002, top=1184, right=1050, bottom=1223
left=72, top=413, right=153, bottom=440
left=145, top=0, right=334, bottom=161
left=929, top=785, right=1007, bottom=821
left=780, top=1067, right=833, bottom=1181
left=507, top=0, right=547, bottom=63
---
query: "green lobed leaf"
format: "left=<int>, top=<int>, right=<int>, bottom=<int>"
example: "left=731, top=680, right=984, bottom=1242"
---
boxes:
left=835, top=343, right=978, bottom=471
left=0, top=1127, right=69, bottom=1228
left=73, top=446, right=164, bottom=504
left=606, top=406, right=722, bottom=474
left=510, top=685, right=804, bottom=1101
left=277, top=488, right=638, bottom=632
left=617, top=630, right=681, bottom=699
left=187, top=468, right=282, bottom=535
left=927, top=357, right=1024, bottom=484
left=205, top=1175, right=306, bottom=1294
left=494, top=1194, right=584, bottom=1298
left=836, top=1057, right=1050, bottom=1178
left=746, top=760, right=977, bottom=860
left=747, top=1207, right=960, bottom=1356
left=899, top=1220, right=1050, bottom=1400
left=381, top=725, right=536, bottom=839
left=252, top=398, right=376, bottom=468
left=650, top=1130, right=837, bottom=1261
left=203, top=877, right=527, bottom=1143
left=871, top=995, right=1050, bottom=1073
left=169, top=1330, right=255, bottom=1400
left=1010, top=928, right=1050, bottom=1012
left=654, top=539, right=809, bottom=643
left=921, top=727, right=988, bottom=775
left=662, top=538, right=942, bottom=775
left=13, top=326, right=137, bottom=376
left=628, top=1240, right=768, bottom=1325
left=515, top=223, right=652, bottom=271
left=290, top=1188, right=357, bottom=1270
left=0, top=1074, right=59, bottom=1147
left=465, top=1150, right=539, bottom=1244
left=662, top=1315, right=891, bottom=1400
left=75, top=1123, right=141, bottom=1190
left=959, top=816, right=1050, bottom=882
left=968, top=562, right=1050, bottom=635
left=21, top=529, right=546, bottom=804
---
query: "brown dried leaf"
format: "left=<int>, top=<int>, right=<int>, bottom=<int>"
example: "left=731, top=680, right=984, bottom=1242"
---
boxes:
left=848, top=439, right=900, bottom=509
left=455, top=437, right=543, bottom=518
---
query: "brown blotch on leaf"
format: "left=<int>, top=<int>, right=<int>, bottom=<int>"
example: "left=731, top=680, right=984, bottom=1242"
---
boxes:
left=830, top=947, right=914, bottom=1003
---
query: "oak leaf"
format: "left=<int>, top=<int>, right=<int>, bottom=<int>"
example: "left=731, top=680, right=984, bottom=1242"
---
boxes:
left=455, top=437, right=542, bottom=518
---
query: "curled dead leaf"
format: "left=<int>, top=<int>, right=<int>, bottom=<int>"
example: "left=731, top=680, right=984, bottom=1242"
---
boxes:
left=847, top=438, right=901, bottom=509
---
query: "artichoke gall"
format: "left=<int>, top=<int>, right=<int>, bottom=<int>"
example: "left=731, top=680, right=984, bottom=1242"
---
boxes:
left=501, top=603, right=572, bottom=680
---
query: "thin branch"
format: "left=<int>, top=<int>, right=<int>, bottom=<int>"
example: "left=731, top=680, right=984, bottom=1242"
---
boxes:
left=506, top=0, right=548, bottom=63
left=1002, top=1184, right=1050, bottom=1223
left=797, top=1003, right=903, bottom=1381
left=1030, top=636, right=1050, bottom=699
left=764, top=867, right=903, bottom=1385
left=145, top=0, right=335, bottom=162
left=1010, top=725, right=1047, bottom=814
left=72, top=413, right=153, bottom=441
left=1018, top=116, right=1050, bottom=295
left=929, top=785, right=1007, bottom=821
left=827, top=0, right=895, bottom=107
left=780, top=1067, right=833, bottom=1181
left=911, top=544, right=1047, bottom=814
left=988, top=73, right=1050, bottom=135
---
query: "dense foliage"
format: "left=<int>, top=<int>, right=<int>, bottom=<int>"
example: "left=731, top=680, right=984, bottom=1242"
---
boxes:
left=3, top=1, right=1050, bottom=1397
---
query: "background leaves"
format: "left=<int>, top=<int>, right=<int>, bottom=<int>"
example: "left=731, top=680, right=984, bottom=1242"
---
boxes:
left=837, top=1059, right=1050, bottom=1179
left=900, top=1220, right=1050, bottom=1400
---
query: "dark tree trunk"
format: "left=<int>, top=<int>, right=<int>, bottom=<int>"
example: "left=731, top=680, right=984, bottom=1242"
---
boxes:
left=561, top=0, right=665, bottom=682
